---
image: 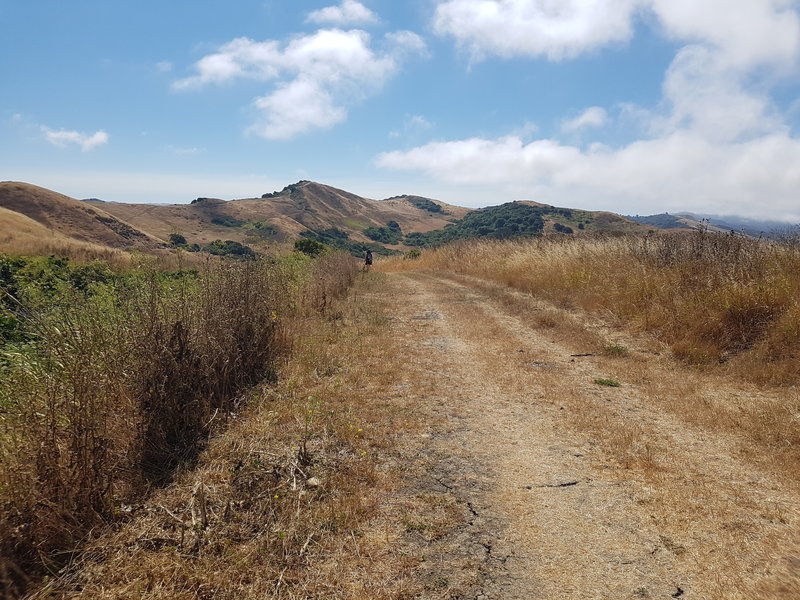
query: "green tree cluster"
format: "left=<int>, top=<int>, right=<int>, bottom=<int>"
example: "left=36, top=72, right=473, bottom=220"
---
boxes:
left=363, top=221, right=402, bottom=244
left=404, top=203, right=545, bottom=247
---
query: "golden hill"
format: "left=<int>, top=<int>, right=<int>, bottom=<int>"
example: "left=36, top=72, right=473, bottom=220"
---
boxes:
left=0, top=206, right=130, bottom=262
left=0, top=182, right=165, bottom=252
left=1, top=179, right=657, bottom=259
left=83, top=180, right=471, bottom=249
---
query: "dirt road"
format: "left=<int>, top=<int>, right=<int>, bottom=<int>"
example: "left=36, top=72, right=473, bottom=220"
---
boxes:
left=380, top=271, right=800, bottom=599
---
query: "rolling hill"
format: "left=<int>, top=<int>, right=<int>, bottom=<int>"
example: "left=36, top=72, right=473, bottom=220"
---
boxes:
left=82, top=181, right=469, bottom=252
left=1, top=179, right=655, bottom=258
left=0, top=182, right=164, bottom=252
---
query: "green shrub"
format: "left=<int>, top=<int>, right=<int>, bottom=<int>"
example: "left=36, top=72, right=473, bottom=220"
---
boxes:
left=363, top=222, right=403, bottom=244
left=204, top=239, right=255, bottom=258
left=169, top=233, right=187, bottom=246
left=295, top=238, right=328, bottom=257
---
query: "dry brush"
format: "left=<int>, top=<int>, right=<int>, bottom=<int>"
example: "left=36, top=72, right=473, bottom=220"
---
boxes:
left=0, top=250, right=358, bottom=598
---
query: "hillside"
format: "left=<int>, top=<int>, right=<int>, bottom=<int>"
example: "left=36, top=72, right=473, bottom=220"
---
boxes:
left=627, top=212, right=732, bottom=234
left=84, top=181, right=470, bottom=253
left=0, top=207, right=130, bottom=262
left=0, top=182, right=164, bottom=252
left=677, top=212, right=798, bottom=238
left=405, top=201, right=651, bottom=247
left=2, top=180, right=658, bottom=258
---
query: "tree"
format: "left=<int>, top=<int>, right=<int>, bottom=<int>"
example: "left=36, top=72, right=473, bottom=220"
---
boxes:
left=294, top=238, right=327, bottom=257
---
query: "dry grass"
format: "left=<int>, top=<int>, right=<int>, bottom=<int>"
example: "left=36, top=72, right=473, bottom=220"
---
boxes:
left=22, top=272, right=419, bottom=600
left=379, top=234, right=800, bottom=494
left=389, top=271, right=799, bottom=598
left=0, top=207, right=133, bottom=265
left=0, top=251, right=358, bottom=598
left=381, top=231, right=800, bottom=385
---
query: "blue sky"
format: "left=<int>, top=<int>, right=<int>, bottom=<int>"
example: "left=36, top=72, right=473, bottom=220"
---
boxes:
left=2, top=0, right=800, bottom=221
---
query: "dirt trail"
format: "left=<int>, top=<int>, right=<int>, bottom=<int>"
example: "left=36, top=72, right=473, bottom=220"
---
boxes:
left=382, top=271, right=800, bottom=599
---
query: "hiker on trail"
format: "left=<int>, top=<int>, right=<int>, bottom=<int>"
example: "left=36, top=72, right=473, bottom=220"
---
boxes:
left=364, top=249, right=373, bottom=268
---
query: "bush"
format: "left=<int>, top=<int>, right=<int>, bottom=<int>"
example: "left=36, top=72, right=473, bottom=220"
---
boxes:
left=168, top=233, right=187, bottom=246
left=363, top=222, right=403, bottom=244
left=0, top=251, right=358, bottom=597
left=204, top=239, right=255, bottom=258
left=295, top=238, right=327, bottom=257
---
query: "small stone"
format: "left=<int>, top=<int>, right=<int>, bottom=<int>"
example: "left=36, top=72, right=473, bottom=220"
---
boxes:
left=306, top=477, right=322, bottom=488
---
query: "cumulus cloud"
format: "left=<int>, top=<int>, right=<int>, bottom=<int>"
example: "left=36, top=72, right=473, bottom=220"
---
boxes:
left=252, top=78, right=347, bottom=139
left=306, top=0, right=378, bottom=26
left=433, top=0, right=641, bottom=60
left=42, top=127, right=109, bottom=151
left=433, top=0, right=800, bottom=67
left=562, top=107, right=608, bottom=132
left=174, top=28, right=425, bottom=139
left=376, top=131, right=800, bottom=220
left=649, top=0, right=800, bottom=70
left=377, top=0, right=800, bottom=219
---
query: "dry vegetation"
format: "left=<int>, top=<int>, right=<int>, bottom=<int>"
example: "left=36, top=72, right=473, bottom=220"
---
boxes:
left=0, top=251, right=358, bottom=598
left=379, top=230, right=800, bottom=500
left=382, top=271, right=799, bottom=598
left=383, top=229, right=800, bottom=385
left=18, top=272, right=422, bottom=599
left=0, top=208, right=132, bottom=265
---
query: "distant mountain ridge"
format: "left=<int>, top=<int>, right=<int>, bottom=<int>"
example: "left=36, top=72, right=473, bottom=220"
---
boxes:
left=627, top=212, right=798, bottom=237
left=677, top=213, right=798, bottom=237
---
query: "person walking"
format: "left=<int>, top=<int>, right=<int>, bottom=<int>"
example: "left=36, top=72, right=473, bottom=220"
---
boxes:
left=364, top=249, right=373, bottom=269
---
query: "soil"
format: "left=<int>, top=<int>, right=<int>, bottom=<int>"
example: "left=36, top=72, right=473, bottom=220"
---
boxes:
left=377, top=271, right=800, bottom=600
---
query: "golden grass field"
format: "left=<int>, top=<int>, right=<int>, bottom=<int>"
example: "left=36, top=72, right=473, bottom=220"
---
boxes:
left=4, top=228, right=799, bottom=598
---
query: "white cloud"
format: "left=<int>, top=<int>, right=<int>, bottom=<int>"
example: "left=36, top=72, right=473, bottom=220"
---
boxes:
left=306, top=0, right=378, bottom=26
left=174, top=28, right=425, bottom=139
left=385, top=30, right=429, bottom=57
left=251, top=78, right=347, bottom=139
left=382, top=0, right=800, bottom=220
left=648, top=0, right=800, bottom=71
left=562, top=107, right=608, bottom=132
left=156, top=61, right=173, bottom=73
left=433, top=0, right=800, bottom=67
left=376, top=131, right=800, bottom=221
left=42, top=127, right=109, bottom=151
left=408, top=115, right=432, bottom=129
left=433, top=0, right=641, bottom=60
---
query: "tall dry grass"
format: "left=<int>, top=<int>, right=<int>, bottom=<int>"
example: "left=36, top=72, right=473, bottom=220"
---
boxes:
left=0, top=251, right=357, bottom=598
left=381, top=230, right=800, bottom=384
left=24, top=271, right=408, bottom=600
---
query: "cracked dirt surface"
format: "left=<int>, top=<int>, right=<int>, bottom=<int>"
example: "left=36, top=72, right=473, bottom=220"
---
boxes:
left=380, top=271, right=800, bottom=599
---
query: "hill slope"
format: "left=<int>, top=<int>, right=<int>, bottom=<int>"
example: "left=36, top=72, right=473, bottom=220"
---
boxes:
left=85, top=181, right=470, bottom=251
left=2, top=180, right=660, bottom=258
left=405, top=201, right=652, bottom=247
left=0, top=182, right=164, bottom=251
